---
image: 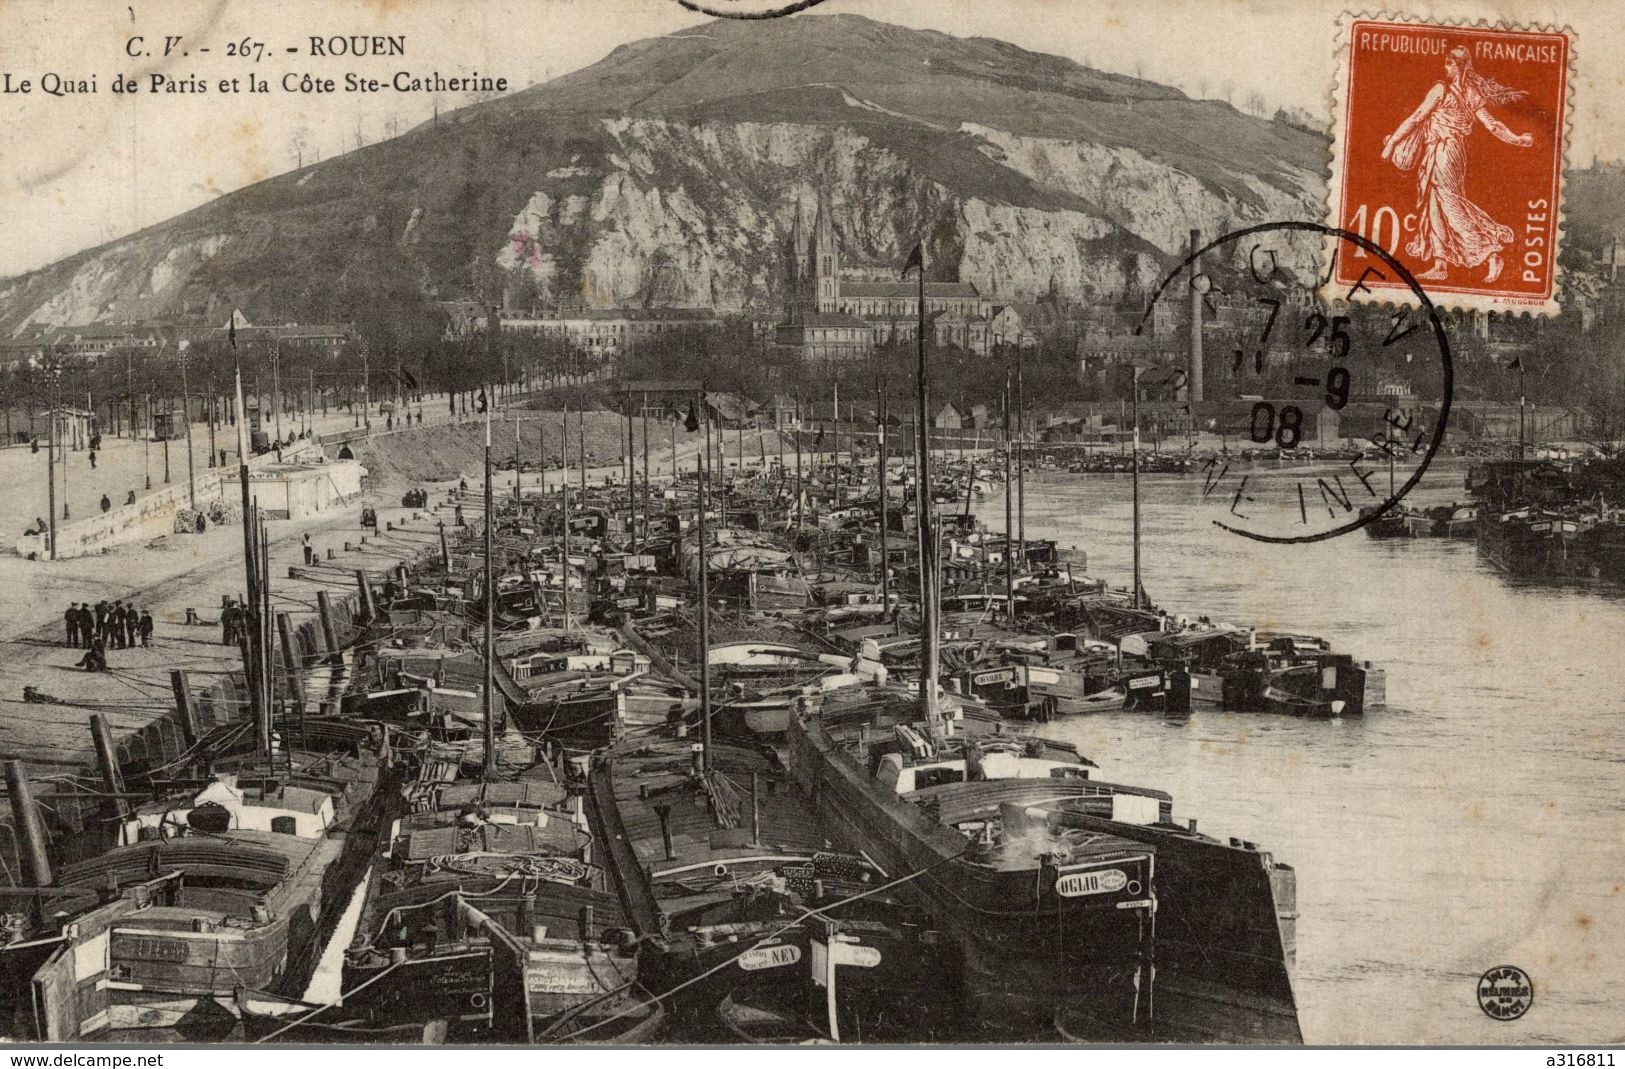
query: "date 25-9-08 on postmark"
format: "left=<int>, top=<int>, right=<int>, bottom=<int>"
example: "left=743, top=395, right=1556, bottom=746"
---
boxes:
left=1329, top=17, right=1573, bottom=314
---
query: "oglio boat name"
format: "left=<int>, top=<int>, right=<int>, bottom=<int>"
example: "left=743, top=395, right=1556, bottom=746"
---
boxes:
left=1055, top=868, right=1130, bottom=897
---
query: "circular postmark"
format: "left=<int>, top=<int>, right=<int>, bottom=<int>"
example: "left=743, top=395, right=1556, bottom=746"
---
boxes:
left=1135, top=221, right=1452, bottom=543
left=1477, top=964, right=1534, bottom=1021
left=671, top=0, right=830, bottom=19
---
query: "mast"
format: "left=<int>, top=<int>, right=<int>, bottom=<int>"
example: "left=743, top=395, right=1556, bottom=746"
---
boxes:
left=1518, top=360, right=1530, bottom=460
left=233, top=362, right=269, bottom=757
left=794, top=391, right=804, bottom=531
left=833, top=379, right=842, bottom=511
left=45, top=371, right=56, bottom=561
left=1003, top=370, right=1015, bottom=624
left=1016, top=347, right=1025, bottom=565
left=878, top=375, right=890, bottom=616
left=1131, top=364, right=1142, bottom=611
left=641, top=391, right=651, bottom=546
left=562, top=402, right=573, bottom=631
left=260, top=516, right=273, bottom=758
left=578, top=409, right=586, bottom=495
left=906, top=241, right=940, bottom=731
left=696, top=390, right=713, bottom=772
left=483, top=400, right=497, bottom=778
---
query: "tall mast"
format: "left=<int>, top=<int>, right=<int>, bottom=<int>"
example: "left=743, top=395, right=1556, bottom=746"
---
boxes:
left=833, top=379, right=842, bottom=511
left=1016, top=347, right=1025, bottom=565
left=1131, top=364, right=1143, bottom=611
left=1003, top=370, right=1015, bottom=625
left=794, top=391, right=804, bottom=531
left=877, top=375, right=890, bottom=616
left=483, top=397, right=497, bottom=778
left=907, top=241, right=940, bottom=732
left=641, top=391, right=651, bottom=546
left=696, top=390, right=713, bottom=772
left=233, top=359, right=269, bottom=757
left=562, top=402, right=573, bottom=631
left=260, top=516, right=273, bottom=757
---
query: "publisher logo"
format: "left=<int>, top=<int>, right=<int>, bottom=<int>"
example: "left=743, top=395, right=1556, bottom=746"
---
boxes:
left=1477, top=965, right=1533, bottom=1021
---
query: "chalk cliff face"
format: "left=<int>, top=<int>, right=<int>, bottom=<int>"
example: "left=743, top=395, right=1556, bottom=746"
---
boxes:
left=0, top=12, right=1332, bottom=334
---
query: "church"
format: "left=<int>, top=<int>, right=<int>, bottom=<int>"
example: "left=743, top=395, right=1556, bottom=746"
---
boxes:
left=773, top=193, right=993, bottom=367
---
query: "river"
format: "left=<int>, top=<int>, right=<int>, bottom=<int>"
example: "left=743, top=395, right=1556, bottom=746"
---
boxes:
left=1006, top=457, right=1624, bottom=1045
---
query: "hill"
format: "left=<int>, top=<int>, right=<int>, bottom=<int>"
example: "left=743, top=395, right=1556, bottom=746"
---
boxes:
left=3, top=12, right=1332, bottom=333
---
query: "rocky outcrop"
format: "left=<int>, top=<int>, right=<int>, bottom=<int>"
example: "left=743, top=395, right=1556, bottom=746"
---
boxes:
left=0, top=13, right=1336, bottom=333
left=488, top=116, right=1322, bottom=315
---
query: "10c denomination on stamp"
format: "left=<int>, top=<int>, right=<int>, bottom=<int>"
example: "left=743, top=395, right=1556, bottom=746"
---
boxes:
left=1327, top=16, right=1573, bottom=314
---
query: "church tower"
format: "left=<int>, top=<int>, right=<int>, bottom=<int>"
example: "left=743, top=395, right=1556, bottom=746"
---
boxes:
left=811, top=191, right=840, bottom=315
left=783, top=201, right=812, bottom=324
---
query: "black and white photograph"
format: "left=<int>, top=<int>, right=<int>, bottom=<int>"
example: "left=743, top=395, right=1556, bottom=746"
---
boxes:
left=0, top=0, right=1620, bottom=1054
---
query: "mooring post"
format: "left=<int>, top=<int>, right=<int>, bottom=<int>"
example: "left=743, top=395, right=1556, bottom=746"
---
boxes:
left=89, top=714, right=131, bottom=822
left=170, top=669, right=200, bottom=747
left=356, top=569, right=377, bottom=622
left=4, top=759, right=53, bottom=886
left=276, top=613, right=306, bottom=720
left=316, top=590, right=340, bottom=661
left=750, top=771, right=761, bottom=847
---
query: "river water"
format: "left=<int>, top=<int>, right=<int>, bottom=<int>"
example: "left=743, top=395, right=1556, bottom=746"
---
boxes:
left=1006, top=458, right=1624, bottom=1045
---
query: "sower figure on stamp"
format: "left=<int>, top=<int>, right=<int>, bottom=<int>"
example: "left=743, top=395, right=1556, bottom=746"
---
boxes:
left=1381, top=46, right=1533, bottom=284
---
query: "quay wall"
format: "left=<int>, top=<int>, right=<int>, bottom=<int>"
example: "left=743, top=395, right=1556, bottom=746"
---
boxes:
left=10, top=444, right=369, bottom=560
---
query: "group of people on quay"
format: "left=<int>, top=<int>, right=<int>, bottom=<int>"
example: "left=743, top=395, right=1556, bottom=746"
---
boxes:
left=61, top=598, right=153, bottom=672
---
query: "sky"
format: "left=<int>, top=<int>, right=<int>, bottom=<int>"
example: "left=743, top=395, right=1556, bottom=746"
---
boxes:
left=0, top=0, right=1617, bottom=280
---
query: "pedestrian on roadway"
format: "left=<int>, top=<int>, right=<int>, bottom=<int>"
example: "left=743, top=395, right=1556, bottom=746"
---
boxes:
left=65, top=603, right=79, bottom=647
left=110, top=602, right=127, bottom=649
left=89, top=449, right=97, bottom=469
left=76, top=638, right=108, bottom=673
left=125, top=490, right=136, bottom=505
left=124, top=605, right=138, bottom=649
left=94, top=600, right=109, bottom=637
left=100, top=493, right=111, bottom=513
left=302, top=532, right=313, bottom=565
left=77, top=604, right=94, bottom=648
left=139, top=610, right=154, bottom=647
left=221, top=601, right=237, bottom=645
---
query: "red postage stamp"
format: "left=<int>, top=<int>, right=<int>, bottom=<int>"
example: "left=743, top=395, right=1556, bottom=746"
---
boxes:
left=1327, top=17, right=1573, bottom=314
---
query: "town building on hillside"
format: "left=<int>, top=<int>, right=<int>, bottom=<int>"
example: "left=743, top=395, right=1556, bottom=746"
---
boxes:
left=773, top=192, right=994, bottom=366
left=1, top=317, right=355, bottom=371
left=1, top=324, right=171, bottom=369
left=482, top=307, right=721, bottom=361
left=195, top=319, right=351, bottom=358
left=1078, top=328, right=1184, bottom=397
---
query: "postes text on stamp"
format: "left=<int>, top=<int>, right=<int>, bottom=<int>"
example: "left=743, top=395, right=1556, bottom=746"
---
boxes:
left=1328, top=17, right=1573, bottom=314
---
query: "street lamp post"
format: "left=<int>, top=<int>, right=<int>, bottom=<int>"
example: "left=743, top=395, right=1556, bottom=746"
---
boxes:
left=34, top=356, right=60, bottom=557
left=179, top=340, right=196, bottom=507
left=60, top=373, right=69, bottom=521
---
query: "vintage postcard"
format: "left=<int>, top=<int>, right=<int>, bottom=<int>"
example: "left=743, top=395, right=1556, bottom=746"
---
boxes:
left=0, top=0, right=1620, bottom=1056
